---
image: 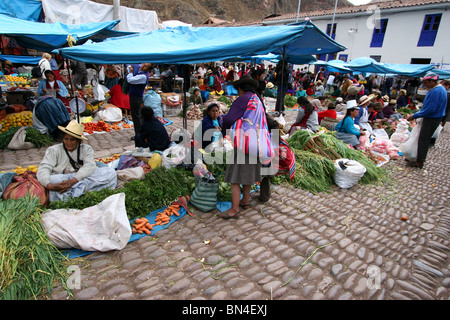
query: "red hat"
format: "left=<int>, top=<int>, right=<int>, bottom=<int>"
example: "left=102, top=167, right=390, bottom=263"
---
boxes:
left=422, top=72, right=439, bottom=81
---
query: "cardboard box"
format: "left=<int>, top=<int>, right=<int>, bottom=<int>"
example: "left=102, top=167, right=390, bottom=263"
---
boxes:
left=6, top=91, right=27, bottom=105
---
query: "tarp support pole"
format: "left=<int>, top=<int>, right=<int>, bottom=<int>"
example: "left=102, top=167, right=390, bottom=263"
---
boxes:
left=182, top=64, right=190, bottom=130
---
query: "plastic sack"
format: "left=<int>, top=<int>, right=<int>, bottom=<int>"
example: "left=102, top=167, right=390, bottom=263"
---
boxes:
left=390, top=132, right=409, bottom=147
left=399, top=118, right=422, bottom=161
left=143, top=90, right=163, bottom=118
left=372, top=129, right=389, bottom=141
left=98, top=106, right=123, bottom=122
left=371, top=139, right=391, bottom=153
left=193, top=162, right=210, bottom=181
left=333, top=159, right=367, bottom=189
left=7, top=127, right=35, bottom=150
left=41, top=193, right=131, bottom=251
left=432, top=124, right=443, bottom=139
left=2, top=171, right=49, bottom=206
left=93, top=83, right=109, bottom=101
left=161, top=144, right=186, bottom=169
left=357, top=134, right=370, bottom=150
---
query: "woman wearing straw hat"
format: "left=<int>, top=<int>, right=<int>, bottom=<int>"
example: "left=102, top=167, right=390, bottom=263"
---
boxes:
left=37, top=120, right=117, bottom=202
left=354, top=94, right=376, bottom=134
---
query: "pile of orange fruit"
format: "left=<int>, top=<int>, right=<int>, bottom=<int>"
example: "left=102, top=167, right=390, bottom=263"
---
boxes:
left=0, top=112, right=33, bottom=132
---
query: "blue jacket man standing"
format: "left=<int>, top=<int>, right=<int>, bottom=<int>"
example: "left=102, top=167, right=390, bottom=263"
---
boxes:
left=126, top=63, right=151, bottom=141
left=406, top=72, right=447, bottom=168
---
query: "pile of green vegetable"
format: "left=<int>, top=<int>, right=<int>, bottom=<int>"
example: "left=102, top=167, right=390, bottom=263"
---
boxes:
left=0, top=196, right=71, bottom=300
left=218, top=96, right=231, bottom=109
left=48, top=166, right=197, bottom=220
left=0, top=126, right=54, bottom=149
left=271, top=130, right=386, bottom=194
left=284, top=94, right=298, bottom=108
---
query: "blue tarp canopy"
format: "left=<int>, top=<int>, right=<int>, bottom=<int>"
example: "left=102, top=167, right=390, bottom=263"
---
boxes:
left=315, top=56, right=436, bottom=77
left=0, top=0, right=42, bottom=22
left=225, top=53, right=316, bottom=65
left=54, top=21, right=345, bottom=65
left=314, top=59, right=351, bottom=73
left=432, top=68, right=450, bottom=79
left=0, top=54, right=40, bottom=65
left=0, top=13, right=121, bottom=51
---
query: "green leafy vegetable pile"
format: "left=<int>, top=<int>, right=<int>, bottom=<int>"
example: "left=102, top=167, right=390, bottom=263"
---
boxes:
left=48, top=166, right=197, bottom=220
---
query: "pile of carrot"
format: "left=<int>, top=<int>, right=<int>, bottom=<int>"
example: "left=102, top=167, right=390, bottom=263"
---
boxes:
left=131, top=204, right=181, bottom=235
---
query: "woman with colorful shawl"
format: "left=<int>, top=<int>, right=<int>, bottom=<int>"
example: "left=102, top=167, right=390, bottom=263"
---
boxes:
left=219, top=76, right=274, bottom=219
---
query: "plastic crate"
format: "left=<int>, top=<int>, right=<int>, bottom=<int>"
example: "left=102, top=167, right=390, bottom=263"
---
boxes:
left=162, top=103, right=182, bottom=117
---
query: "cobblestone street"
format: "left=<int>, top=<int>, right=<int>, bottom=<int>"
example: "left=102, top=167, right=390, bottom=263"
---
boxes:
left=1, top=111, right=448, bottom=302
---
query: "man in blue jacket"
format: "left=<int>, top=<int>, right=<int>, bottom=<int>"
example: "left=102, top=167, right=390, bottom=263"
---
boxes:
left=126, top=63, right=152, bottom=141
left=406, top=72, right=447, bottom=168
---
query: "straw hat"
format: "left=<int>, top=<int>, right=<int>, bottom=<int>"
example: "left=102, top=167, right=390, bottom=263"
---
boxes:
left=266, top=82, right=274, bottom=89
left=381, top=95, right=389, bottom=102
left=58, top=120, right=88, bottom=141
left=206, top=69, right=213, bottom=75
left=389, top=99, right=397, bottom=105
left=359, top=94, right=375, bottom=105
left=4, top=60, right=13, bottom=67
left=346, top=100, right=358, bottom=109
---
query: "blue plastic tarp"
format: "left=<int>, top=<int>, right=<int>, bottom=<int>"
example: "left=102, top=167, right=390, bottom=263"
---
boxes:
left=0, top=0, right=42, bottom=22
left=0, top=54, right=40, bottom=64
left=0, top=13, right=120, bottom=51
left=432, top=68, right=450, bottom=79
left=54, top=21, right=346, bottom=65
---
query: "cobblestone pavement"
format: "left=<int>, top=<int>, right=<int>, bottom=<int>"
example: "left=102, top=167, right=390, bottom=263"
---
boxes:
left=1, top=111, right=448, bottom=301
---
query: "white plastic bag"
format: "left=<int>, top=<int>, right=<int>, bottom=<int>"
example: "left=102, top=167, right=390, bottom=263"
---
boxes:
left=372, top=128, right=389, bottom=141
left=93, top=83, right=110, bottom=101
left=390, top=132, right=409, bottom=147
left=161, top=144, right=186, bottom=169
left=98, top=106, right=123, bottom=122
left=432, top=124, right=443, bottom=139
left=41, top=193, right=131, bottom=252
left=333, top=159, right=367, bottom=189
left=399, top=118, right=422, bottom=161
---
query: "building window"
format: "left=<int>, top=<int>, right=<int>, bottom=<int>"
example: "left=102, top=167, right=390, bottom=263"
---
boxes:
left=411, top=58, right=431, bottom=64
left=370, top=55, right=382, bottom=62
left=370, top=19, right=388, bottom=47
left=326, top=23, right=337, bottom=40
left=318, top=53, right=337, bottom=62
left=418, top=14, right=442, bottom=47
left=338, top=54, right=348, bottom=62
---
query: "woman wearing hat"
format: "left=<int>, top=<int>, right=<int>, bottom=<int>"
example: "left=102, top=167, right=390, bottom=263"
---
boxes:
left=397, top=89, right=408, bottom=109
left=354, top=94, right=376, bottom=134
left=381, top=99, right=402, bottom=120
left=37, top=120, right=117, bottom=202
left=2, top=60, right=16, bottom=75
left=334, top=100, right=366, bottom=148
left=219, top=76, right=273, bottom=219
left=264, top=82, right=277, bottom=98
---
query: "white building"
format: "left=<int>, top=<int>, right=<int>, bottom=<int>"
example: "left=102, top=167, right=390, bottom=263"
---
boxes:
left=262, top=0, right=450, bottom=67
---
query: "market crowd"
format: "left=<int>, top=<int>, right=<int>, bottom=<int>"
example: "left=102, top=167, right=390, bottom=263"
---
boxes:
left=1, top=57, right=449, bottom=219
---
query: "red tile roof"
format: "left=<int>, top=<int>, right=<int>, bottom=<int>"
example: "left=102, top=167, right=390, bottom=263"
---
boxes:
left=262, top=0, right=450, bottom=22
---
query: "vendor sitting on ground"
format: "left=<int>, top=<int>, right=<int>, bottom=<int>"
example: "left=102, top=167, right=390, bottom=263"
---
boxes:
left=200, top=103, right=222, bottom=150
left=189, top=88, right=203, bottom=105
left=37, top=70, right=69, bottom=105
left=334, top=100, right=366, bottom=148
left=264, top=82, right=277, bottom=98
left=382, top=99, right=403, bottom=120
left=135, top=106, right=172, bottom=152
left=288, top=96, right=319, bottom=134
left=317, top=101, right=337, bottom=124
left=37, top=120, right=117, bottom=202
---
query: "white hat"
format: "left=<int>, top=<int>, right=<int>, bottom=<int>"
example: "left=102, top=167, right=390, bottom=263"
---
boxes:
left=346, top=100, right=358, bottom=110
left=266, top=82, right=274, bottom=89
